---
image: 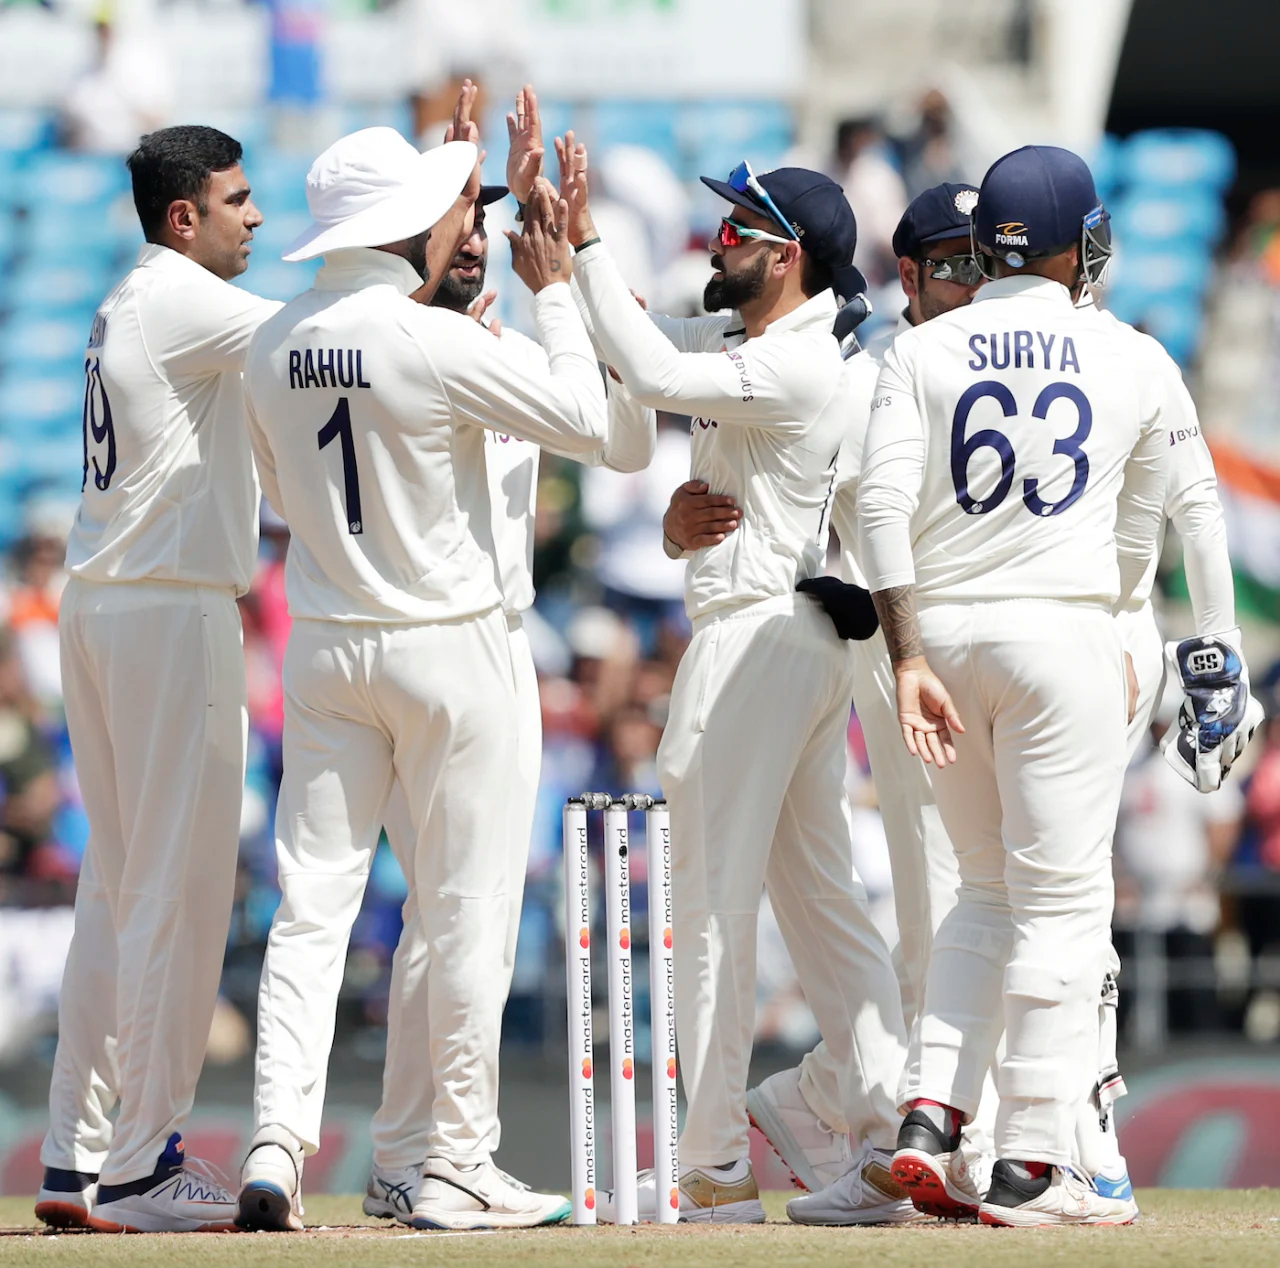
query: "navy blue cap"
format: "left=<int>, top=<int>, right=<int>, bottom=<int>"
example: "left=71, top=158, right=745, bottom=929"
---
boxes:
left=701, top=166, right=857, bottom=269
left=479, top=184, right=509, bottom=206
left=892, top=182, right=979, bottom=259
left=974, top=145, right=1101, bottom=261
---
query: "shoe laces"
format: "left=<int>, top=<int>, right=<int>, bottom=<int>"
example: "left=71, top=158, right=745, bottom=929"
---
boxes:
left=179, top=1156, right=236, bottom=1203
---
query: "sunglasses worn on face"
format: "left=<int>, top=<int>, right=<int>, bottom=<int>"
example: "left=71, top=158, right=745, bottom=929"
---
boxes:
left=717, top=217, right=794, bottom=250
left=921, top=252, right=984, bottom=286
left=725, top=160, right=799, bottom=241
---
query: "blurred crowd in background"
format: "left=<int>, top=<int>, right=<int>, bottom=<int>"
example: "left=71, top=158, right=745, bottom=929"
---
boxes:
left=3, top=0, right=1280, bottom=1077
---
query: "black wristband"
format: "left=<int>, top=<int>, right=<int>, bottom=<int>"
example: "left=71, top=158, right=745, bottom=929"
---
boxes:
left=514, top=202, right=526, bottom=224
left=575, top=236, right=602, bottom=253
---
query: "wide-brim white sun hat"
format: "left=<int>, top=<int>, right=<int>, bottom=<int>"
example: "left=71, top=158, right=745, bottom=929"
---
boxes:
left=282, top=129, right=478, bottom=263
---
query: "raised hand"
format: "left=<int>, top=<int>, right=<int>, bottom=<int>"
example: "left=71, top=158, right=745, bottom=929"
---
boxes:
left=554, top=131, right=595, bottom=248
left=506, top=177, right=572, bottom=294
left=444, top=78, right=480, bottom=145
left=506, top=84, right=544, bottom=205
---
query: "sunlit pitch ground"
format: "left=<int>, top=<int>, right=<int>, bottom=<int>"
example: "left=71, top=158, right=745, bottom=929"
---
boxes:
left=0, top=1191, right=1277, bottom=1267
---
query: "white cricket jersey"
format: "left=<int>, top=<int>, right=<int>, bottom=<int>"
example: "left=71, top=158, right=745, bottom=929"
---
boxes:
left=66, top=244, right=281, bottom=594
left=575, top=243, right=846, bottom=620
left=243, top=248, right=608, bottom=624
left=858, top=275, right=1167, bottom=607
left=1093, top=310, right=1234, bottom=633
left=829, top=312, right=912, bottom=588
left=483, top=326, right=655, bottom=616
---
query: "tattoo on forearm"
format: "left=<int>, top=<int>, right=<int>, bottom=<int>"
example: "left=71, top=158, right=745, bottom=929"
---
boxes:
left=872, top=585, right=924, bottom=662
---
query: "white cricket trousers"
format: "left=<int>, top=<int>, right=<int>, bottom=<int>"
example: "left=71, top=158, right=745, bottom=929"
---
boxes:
left=658, top=593, right=907, bottom=1166
left=903, top=600, right=1127, bottom=1166
left=371, top=615, right=540, bottom=1169
left=43, top=579, right=247, bottom=1185
left=252, top=608, right=516, bottom=1165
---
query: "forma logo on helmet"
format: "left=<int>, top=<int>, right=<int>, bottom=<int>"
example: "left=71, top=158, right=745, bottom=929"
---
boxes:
left=972, top=145, right=1112, bottom=300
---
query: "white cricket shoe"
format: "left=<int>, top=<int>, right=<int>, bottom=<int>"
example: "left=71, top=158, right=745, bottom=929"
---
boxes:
left=34, top=1167, right=98, bottom=1228
left=408, top=1156, right=570, bottom=1230
left=746, top=1067, right=855, bottom=1191
left=891, top=1108, right=984, bottom=1219
left=237, top=1129, right=305, bottom=1231
left=88, top=1133, right=239, bottom=1233
left=786, top=1146, right=930, bottom=1225
left=980, top=1160, right=1139, bottom=1227
left=363, top=1162, right=422, bottom=1222
left=597, top=1158, right=766, bottom=1224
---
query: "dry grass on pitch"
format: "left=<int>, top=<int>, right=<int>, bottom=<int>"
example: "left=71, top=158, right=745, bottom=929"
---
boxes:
left=1, top=1191, right=1277, bottom=1267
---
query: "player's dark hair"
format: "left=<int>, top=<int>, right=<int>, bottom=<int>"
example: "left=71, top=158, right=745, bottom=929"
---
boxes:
left=801, top=252, right=835, bottom=299
left=127, top=126, right=244, bottom=243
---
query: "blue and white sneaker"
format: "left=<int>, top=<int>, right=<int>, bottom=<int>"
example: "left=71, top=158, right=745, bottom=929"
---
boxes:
left=35, top=1167, right=99, bottom=1228
left=363, top=1163, right=421, bottom=1222
left=238, top=1129, right=306, bottom=1231
left=1091, top=1165, right=1140, bottom=1222
left=88, top=1133, right=239, bottom=1232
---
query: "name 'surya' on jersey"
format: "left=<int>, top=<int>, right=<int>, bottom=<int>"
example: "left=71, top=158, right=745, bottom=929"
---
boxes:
left=288, top=349, right=372, bottom=389
left=967, top=331, right=1082, bottom=373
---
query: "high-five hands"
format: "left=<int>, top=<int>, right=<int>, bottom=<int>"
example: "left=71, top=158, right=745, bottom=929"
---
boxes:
left=506, top=85, right=544, bottom=205
left=507, top=178, right=572, bottom=293
left=444, top=78, right=480, bottom=145
left=554, top=131, right=596, bottom=249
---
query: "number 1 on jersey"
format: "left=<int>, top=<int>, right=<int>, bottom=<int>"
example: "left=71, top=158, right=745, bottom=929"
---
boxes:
left=318, top=397, right=363, bottom=534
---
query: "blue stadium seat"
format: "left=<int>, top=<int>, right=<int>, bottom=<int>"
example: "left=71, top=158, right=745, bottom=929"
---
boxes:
left=19, top=437, right=86, bottom=482
left=1112, top=191, right=1226, bottom=248
left=0, top=214, right=16, bottom=268
left=593, top=101, right=682, bottom=164
left=1088, top=133, right=1125, bottom=206
left=247, top=154, right=315, bottom=216
left=237, top=259, right=317, bottom=303
left=1105, top=246, right=1213, bottom=298
left=0, top=109, right=54, bottom=155
left=1123, top=129, right=1236, bottom=192
left=686, top=101, right=794, bottom=186
left=19, top=153, right=129, bottom=210
left=0, top=373, right=84, bottom=438
left=7, top=260, right=114, bottom=313
left=0, top=312, right=90, bottom=371
left=27, top=204, right=142, bottom=261
left=1138, top=299, right=1205, bottom=367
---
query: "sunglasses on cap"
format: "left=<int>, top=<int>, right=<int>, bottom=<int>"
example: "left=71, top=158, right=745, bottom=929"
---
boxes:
left=726, top=160, right=799, bottom=242
left=920, top=251, right=984, bottom=286
left=717, top=217, right=794, bottom=250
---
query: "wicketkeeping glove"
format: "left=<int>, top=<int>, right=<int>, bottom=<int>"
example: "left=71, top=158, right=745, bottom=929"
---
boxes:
left=796, top=577, right=880, bottom=641
left=1161, top=627, right=1265, bottom=793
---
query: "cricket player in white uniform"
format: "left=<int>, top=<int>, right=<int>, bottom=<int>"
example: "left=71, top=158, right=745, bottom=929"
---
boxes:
left=235, top=129, right=610, bottom=1232
left=858, top=145, right=1168, bottom=1227
left=557, top=138, right=909, bottom=1224
left=36, top=126, right=280, bottom=1233
left=362, top=87, right=657, bottom=1222
left=1076, top=296, right=1260, bottom=1213
left=662, top=185, right=992, bottom=1225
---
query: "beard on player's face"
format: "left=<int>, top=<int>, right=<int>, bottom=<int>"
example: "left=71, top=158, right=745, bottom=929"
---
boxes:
left=432, top=218, right=489, bottom=312
left=405, top=229, right=430, bottom=283
left=703, top=249, right=771, bottom=313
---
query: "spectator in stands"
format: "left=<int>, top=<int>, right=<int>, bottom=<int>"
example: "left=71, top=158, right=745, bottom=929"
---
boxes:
left=0, top=628, right=59, bottom=886
left=900, top=88, right=968, bottom=199
left=1237, top=695, right=1280, bottom=1016
left=1114, top=690, right=1243, bottom=1033
left=60, top=19, right=172, bottom=155
left=833, top=116, right=906, bottom=285
left=7, top=500, right=73, bottom=716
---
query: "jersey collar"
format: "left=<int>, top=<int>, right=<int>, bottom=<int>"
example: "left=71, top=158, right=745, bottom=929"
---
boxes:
left=971, top=275, right=1073, bottom=305
left=313, top=247, right=424, bottom=296
left=757, top=287, right=839, bottom=339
